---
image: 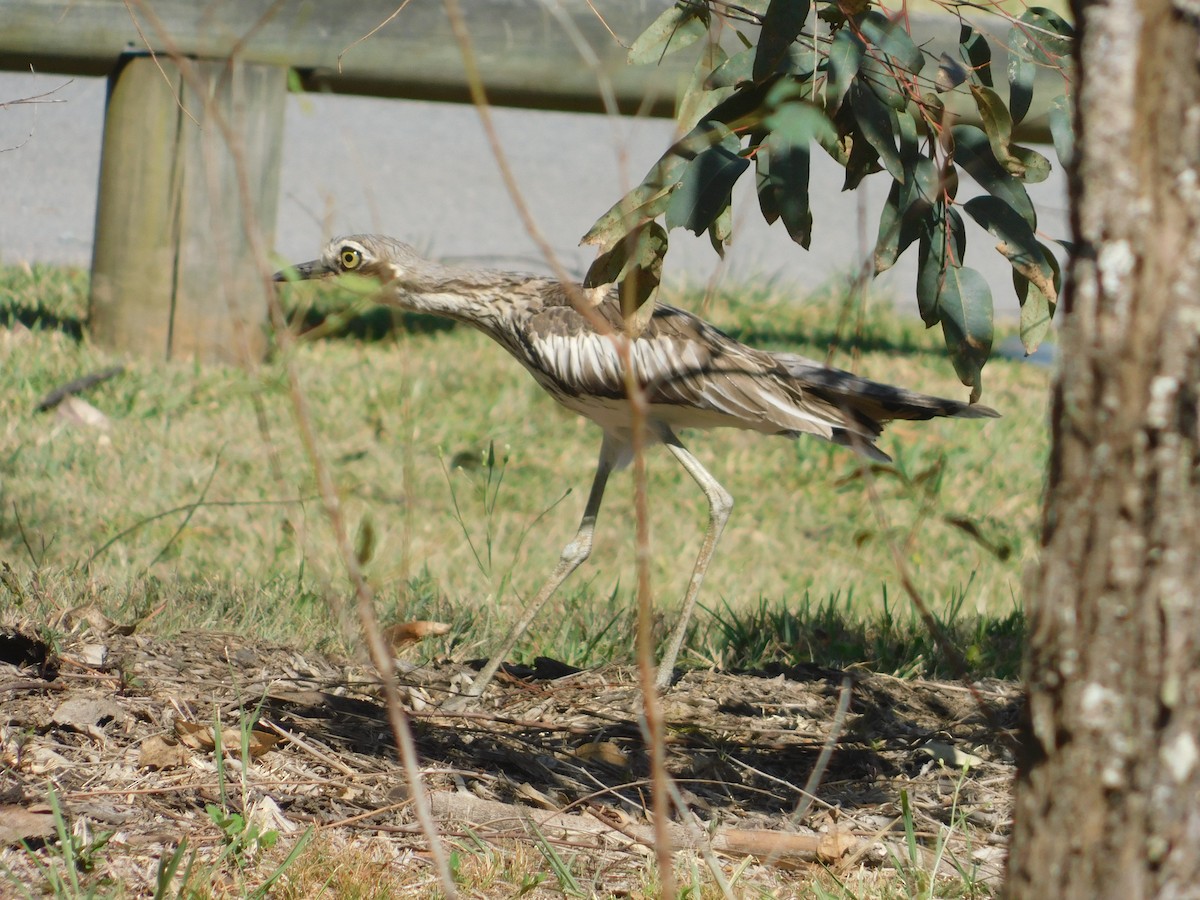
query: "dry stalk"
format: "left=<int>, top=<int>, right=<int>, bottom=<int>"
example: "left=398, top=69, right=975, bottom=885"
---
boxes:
left=438, top=0, right=682, bottom=892
left=120, top=3, right=459, bottom=895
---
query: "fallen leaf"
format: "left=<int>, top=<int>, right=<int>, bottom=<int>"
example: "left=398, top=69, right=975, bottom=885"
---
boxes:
left=0, top=804, right=56, bottom=846
left=515, top=782, right=558, bottom=811
left=51, top=697, right=127, bottom=739
left=573, top=741, right=630, bottom=768
left=138, top=734, right=190, bottom=770
left=174, top=720, right=281, bottom=758
left=816, top=829, right=858, bottom=863
left=384, top=620, right=452, bottom=647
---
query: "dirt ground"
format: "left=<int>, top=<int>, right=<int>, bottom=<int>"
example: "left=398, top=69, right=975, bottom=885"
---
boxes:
left=0, top=621, right=1019, bottom=896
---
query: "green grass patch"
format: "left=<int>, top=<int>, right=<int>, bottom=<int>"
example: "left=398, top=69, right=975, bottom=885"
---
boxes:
left=0, top=264, right=1050, bottom=678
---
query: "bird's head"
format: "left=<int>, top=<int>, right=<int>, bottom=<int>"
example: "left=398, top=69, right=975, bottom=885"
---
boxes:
left=273, top=234, right=423, bottom=285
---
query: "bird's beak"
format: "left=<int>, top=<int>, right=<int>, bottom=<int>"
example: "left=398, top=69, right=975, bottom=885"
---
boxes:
left=272, top=259, right=333, bottom=283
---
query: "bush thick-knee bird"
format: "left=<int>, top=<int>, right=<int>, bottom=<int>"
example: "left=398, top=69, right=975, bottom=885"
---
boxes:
left=275, top=234, right=999, bottom=697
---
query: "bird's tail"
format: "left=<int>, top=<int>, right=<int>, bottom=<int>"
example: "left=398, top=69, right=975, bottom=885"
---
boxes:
left=775, top=354, right=999, bottom=461
left=780, top=355, right=1000, bottom=422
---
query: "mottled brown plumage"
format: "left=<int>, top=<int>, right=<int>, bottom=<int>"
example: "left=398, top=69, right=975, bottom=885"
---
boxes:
left=276, top=234, right=998, bottom=697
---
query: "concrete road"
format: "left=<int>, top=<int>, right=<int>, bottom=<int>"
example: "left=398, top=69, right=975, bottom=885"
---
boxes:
left=2, top=70, right=1068, bottom=318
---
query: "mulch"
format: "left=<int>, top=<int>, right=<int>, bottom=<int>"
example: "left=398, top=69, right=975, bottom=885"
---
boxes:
left=0, top=619, right=1019, bottom=894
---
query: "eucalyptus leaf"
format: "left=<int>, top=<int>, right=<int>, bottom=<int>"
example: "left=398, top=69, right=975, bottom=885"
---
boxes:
left=958, top=24, right=993, bottom=87
left=627, top=2, right=710, bottom=66
left=755, top=0, right=812, bottom=80
left=1014, top=243, right=1060, bottom=352
left=936, top=53, right=969, bottom=92
left=963, top=195, right=1057, bottom=305
left=665, top=138, right=749, bottom=235
left=1011, top=7, right=1074, bottom=66
left=583, top=221, right=669, bottom=319
left=707, top=46, right=756, bottom=89
left=1006, top=8, right=1073, bottom=126
left=969, top=85, right=1051, bottom=182
left=875, top=179, right=922, bottom=273
left=581, top=154, right=688, bottom=248
left=827, top=26, right=864, bottom=112
left=760, top=103, right=832, bottom=247
left=859, top=11, right=925, bottom=75
left=678, top=44, right=734, bottom=131
left=1012, top=248, right=1060, bottom=357
left=1007, top=52, right=1034, bottom=125
left=916, top=206, right=966, bottom=327
left=1016, top=272, right=1052, bottom=353
left=582, top=121, right=733, bottom=247
left=709, top=204, right=734, bottom=257
left=951, top=125, right=1037, bottom=227
left=859, top=52, right=909, bottom=111
left=937, top=265, right=993, bottom=398
left=850, top=84, right=903, bottom=181
left=1048, top=92, right=1074, bottom=166
left=754, top=130, right=781, bottom=225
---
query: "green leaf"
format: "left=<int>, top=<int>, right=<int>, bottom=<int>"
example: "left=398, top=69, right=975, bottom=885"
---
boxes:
left=1013, top=244, right=1061, bottom=353
left=951, top=124, right=1037, bottom=227
left=760, top=102, right=832, bottom=247
left=754, top=131, right=781, bottom=225
left=666, top=137, right=749, bottom=235
left=678, top=44, right=734, bottom=131
left=849, top=83, right=903, bottom=181
left=582, top=78, right=811, bottom=249
left=627, top=2, right=710, bottom=66
left=916, top=206, right=966, bottom=326
left=826, top=26, right=864, bottom=112
left=707, top=46, right=756, bottom=89
left=709, top=203, right=734, bottom=257
left=875, top=179, right=922, bottom=273
left=858, top=52, right=908, bottom=111
left=1048, top=92, right=1074, bottom=166
left=581, top=154, right=687, bottom=247
left=754, top=0, right=812, bottom=80
left=963, top=195, right=1057, bottom=306
left=958, top=24, right=993, bottom=87
left=937, top=266, right=993, bottom=398
left=582, top=120, right=733, bottom=247
left=1011, top=7, right=1074, bottom=66
left=1006, top=8, right=1073, bottom=125
left=764, top=96, right=836, bottom=149
left=969, top=85, right=1051, bottom=182
left=1007, top=52, right=1034, bottom=125
left=583, top=221, right=669, bottom=318
left=859, top=11, right=924, bottom=76
left=935, top=53, right=969, bottom=93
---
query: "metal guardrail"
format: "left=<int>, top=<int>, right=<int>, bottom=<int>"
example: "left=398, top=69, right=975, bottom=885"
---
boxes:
left=1, top=1, right=1063, bottom=361
left=3, top=1, right=1058, bottom=130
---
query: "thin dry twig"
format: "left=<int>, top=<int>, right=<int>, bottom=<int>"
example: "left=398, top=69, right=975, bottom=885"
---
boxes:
left=120, top=3, right=459, bottom=894
left=437, top=3, right=680, bottom=892
left=338, top=0, right=418, bottom=71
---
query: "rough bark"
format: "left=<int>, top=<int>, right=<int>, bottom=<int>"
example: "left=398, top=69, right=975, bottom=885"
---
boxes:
left=1005, top=0, right=1200, bottom=897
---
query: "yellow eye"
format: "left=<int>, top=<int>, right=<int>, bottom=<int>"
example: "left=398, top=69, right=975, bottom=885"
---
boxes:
left=340, top=247, right=361, bottom=269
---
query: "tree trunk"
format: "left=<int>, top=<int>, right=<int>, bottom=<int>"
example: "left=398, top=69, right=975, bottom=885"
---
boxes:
left=1005, top=0, right=1200, bottom=897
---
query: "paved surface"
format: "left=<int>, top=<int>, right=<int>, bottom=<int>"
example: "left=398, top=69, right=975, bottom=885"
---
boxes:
left=2, top=71, right=1068, bottom=317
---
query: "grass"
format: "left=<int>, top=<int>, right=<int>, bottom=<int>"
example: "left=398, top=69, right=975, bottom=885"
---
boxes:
left=0, top=261, right=1046, bottom=897
left=0, top=262, right=1050, bottom=677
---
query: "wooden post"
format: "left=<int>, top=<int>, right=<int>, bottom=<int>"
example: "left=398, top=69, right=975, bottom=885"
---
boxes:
left=89, top=55, right=285, bottom=363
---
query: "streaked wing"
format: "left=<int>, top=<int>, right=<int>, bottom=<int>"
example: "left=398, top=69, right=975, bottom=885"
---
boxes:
left=521, top=293, right=854, bottom=440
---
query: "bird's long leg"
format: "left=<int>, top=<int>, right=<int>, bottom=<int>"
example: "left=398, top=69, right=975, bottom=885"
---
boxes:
left=459, top=434, right=622, bottom=700
left=657, top=432, right=734, bottom=690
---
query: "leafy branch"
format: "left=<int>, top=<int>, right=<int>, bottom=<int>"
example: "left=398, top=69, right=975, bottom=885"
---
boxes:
left=584, top=0, right=1074, bottom=399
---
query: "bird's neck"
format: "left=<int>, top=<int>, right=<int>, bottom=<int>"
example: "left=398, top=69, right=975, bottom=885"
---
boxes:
left=382, top=264, right=547, bottom=330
